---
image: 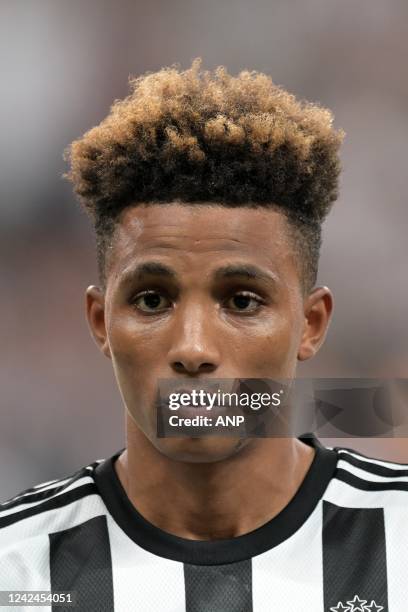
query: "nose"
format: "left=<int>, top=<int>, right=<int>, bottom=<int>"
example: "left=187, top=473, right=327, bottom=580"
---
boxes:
left=167, top=301, right=221, bottom=375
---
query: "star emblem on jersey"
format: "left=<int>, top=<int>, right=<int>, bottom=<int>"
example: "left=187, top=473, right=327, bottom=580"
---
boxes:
left=346, top=595, right=367, bottom=611
left=329, top=596, right=384, bottom=612
left=330, top=603, right=350, bottom=612
left=364, top=602, right=383, bottom=612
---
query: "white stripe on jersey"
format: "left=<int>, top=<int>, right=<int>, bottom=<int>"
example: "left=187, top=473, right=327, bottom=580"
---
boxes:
left=107, top=514, right=186, bottom=612
left=384, top=505, right=408, bottom=611
left=253, top=502, right=324, bottom=612
left=0, top=532, right=52, bottom=600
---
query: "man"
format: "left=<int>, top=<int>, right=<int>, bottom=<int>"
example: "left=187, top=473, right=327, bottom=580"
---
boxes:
left=1, top=59, right=406, bottom=611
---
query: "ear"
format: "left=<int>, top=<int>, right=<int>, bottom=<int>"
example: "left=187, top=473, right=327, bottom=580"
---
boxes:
left=85, top=285, right=111, bottom=359
left=297, top=286, right=333, bottom=361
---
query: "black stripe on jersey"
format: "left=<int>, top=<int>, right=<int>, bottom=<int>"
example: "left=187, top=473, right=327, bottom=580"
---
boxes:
left=323, top=501, right=388, bottom=611
left=50, top=515, right=114, bottom=612
left=335, top=467, right=408, bottom=491
left=338, top=450, right=408, bottom=477
left=0, top=466, right=96, bottom=511
left=0, top=483, right=98, bottom=529
left=184, top=560, right=252, bottom=612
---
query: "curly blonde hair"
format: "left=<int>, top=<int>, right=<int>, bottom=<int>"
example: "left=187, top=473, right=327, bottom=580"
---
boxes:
left=65, top=59, right=344, bottom=291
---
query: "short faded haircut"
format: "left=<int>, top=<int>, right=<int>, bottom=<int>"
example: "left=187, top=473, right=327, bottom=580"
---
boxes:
left=64, top=59, right=344, bottom=292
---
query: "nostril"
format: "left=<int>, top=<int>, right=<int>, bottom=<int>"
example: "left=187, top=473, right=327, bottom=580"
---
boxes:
left=172, top=361, right=217, bottom=374
left=200, top=363, right=216, bottom=372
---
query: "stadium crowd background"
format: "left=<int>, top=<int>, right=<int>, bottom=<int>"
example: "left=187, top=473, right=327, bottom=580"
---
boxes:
left=1, top=0, right=407, bottom=498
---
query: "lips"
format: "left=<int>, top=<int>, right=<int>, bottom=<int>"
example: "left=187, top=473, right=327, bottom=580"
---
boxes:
left=171, top=387, right=201, bottom=396
left=168, top=385, right=221, bottom=396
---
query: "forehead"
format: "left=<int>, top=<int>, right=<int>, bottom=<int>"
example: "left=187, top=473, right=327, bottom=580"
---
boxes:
left=108, top=202, right=296, bottom=278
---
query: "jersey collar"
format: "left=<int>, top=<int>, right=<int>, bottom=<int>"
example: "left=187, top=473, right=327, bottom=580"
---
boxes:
left=94, top=433, right=338, bottom=565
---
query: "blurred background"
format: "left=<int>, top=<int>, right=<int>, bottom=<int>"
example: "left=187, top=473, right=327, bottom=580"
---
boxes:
left=1, top=0, right=407, bottom=499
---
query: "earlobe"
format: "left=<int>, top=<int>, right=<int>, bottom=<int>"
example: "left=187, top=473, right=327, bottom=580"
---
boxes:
left=85, top=285, right=111, bottom=359
left=297, top=287, right=333, bottom=362
left=297, top=343, right=315, bottom=361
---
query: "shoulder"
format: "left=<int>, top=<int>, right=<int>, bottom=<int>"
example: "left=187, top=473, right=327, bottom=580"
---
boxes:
left=324, top=443, right=408, bottom=509
left=0, top=458, right=106, bottom=551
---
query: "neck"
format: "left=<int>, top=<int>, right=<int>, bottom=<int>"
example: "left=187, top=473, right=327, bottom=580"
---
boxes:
left=115, top=416, right=315, bottom=540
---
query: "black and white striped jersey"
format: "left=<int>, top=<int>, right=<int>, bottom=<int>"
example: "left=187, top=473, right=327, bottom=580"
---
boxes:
left=1, top=433, right=408, bottom=612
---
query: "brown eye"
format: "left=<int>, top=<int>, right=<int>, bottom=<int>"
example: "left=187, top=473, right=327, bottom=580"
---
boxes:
left=132, top=290, right=171, bottom=312
left=225, top=292, right=263, bottom=312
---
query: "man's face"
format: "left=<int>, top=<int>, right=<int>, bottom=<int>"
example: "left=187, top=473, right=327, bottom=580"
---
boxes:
left=87, top=203, right=331, bottom=462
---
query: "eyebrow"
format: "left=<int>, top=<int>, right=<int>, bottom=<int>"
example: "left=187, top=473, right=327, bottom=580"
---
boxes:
left=120, top=261, right=278, bottom=286
left=124, top=261, right=177, bottom=281
left=213, top=263, right=278, bottom=285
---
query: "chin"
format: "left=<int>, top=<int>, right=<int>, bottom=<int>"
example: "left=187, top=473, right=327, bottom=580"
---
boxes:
left=152, top=436, right=249, bottom=463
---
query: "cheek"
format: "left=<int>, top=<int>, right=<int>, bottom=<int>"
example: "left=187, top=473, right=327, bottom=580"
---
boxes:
left=108, top=312, right=161, bottom=367
left=236, top=312, right=302, bottom=375
left=107, top=318, right=160, bottom=434
left=107, top=315, right=160, bottom=398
